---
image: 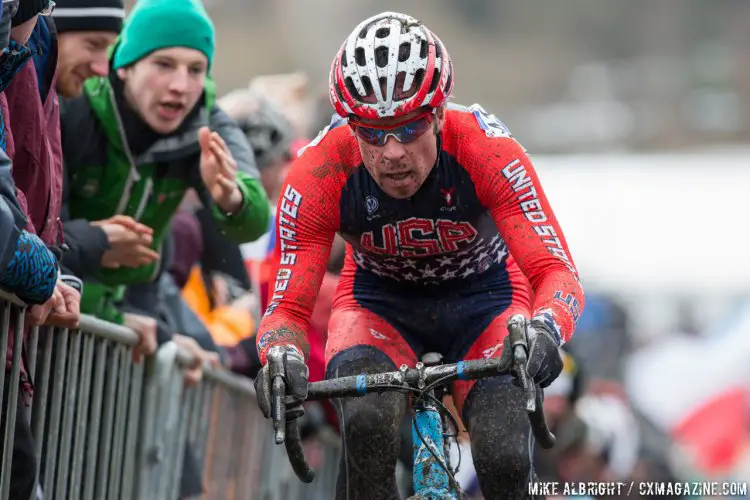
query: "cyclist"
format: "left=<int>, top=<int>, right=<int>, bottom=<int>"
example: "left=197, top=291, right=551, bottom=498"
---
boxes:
left=255, top=11, right=585, bottom=499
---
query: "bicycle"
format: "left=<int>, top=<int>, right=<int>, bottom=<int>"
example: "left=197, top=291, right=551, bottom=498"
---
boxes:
left=268, top=314, right=556, bottom=499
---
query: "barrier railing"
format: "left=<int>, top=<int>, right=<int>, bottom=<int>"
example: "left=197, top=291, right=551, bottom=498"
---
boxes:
left=0, top=292, right=339, bottom=499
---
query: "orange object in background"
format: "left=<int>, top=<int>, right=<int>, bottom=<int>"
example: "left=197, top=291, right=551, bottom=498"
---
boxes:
left=182, top=266, right=256, bottom=346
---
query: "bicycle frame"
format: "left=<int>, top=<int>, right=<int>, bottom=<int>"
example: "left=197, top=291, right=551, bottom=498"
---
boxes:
left=412, top=387, right=460, bottom=499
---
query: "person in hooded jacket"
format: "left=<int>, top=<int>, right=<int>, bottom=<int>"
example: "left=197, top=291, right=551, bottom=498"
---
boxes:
left=4, top=0, right=81, bottom=327
left=59, top=0, right=270, bottom=346
left=0, top=2, right=65, bottom=498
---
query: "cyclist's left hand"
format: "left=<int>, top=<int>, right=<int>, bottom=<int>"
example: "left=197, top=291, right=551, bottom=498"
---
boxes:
left=525, top=320, right=563, bottom=388
left=198, top=127, right=243, bottom=214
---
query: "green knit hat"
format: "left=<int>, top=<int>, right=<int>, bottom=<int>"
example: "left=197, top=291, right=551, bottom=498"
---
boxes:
left=113, top=0, right=215, bottom=70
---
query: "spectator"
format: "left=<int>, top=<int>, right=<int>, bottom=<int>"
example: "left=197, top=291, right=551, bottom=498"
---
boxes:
left=247, top=72, right=314, bottom=140
left=58, top=0, right=269, bottom=350
left=0, top=3, right=59, bottom=306
left=48, top=0, right=164, bottom=359
left=216, top=88, right=295, bottom=301
left=218, top=87, right=295, bottom=203
left=3, top=0, right=82, bottom=331
left=51, top=0, right=157, bottom=285
left=52, top=0, right=124, bottom=98
left=0, top=3, right=62, bottom=499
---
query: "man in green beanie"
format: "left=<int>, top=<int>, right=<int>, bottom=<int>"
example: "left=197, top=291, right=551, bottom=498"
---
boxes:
left=59, top=0, right=271, bottom=336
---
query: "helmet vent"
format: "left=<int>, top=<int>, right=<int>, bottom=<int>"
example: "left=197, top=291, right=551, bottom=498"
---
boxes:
left=398, top=42, right=410, bottom=62
left=375, top=27, right=390, bottom=38
left=375, top=46, right=389, bottom=68
left=355, top=47, right=366, bottom=66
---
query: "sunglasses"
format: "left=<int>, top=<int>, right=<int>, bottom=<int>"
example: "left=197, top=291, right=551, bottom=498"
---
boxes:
left=349, top=109, right=437, bottom=146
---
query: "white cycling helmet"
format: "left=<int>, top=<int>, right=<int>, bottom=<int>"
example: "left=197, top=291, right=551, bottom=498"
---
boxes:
left=329, top=11, right=454, bottom=120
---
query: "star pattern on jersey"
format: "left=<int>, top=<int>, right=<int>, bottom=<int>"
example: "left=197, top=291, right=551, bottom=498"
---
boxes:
left=352, top=234, right=509, bottom=284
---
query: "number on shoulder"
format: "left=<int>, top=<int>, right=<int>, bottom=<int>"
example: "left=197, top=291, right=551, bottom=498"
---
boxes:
left=296, top=114, right=348, bottom=157
left=467, top=103, right=513, bottom=139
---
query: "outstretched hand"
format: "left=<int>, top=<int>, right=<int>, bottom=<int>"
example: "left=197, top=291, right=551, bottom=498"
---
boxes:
left=199, top=127, right=242, bottom=214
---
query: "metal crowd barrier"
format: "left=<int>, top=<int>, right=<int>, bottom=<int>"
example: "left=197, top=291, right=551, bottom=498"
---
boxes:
left=0, top=293, right=340, bottom=499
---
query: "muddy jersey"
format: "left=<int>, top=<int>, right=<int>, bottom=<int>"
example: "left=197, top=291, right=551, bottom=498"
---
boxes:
left=257, top=103, right=584, bottom=363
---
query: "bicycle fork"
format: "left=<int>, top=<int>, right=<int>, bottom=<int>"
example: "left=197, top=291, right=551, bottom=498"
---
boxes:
left=411, top=394, right=460, bottom=499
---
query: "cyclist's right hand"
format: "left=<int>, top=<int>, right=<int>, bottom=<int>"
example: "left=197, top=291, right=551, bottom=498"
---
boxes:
left=92, top=215, right=159, bottom=269
left=254, top=344, right=309, bottom=419
left=503, top=317, right=563, bottom=389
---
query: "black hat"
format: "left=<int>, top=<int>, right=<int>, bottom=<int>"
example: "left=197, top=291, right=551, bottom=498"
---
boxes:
left=52, top=0, right=124, bottom=33
left=12, top=0, right=47, bottom=27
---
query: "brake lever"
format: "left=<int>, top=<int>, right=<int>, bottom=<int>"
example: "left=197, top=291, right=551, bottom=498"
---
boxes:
left=268, top=350, right=287, bottom=444
left=507, top=314, right=537, bottom=413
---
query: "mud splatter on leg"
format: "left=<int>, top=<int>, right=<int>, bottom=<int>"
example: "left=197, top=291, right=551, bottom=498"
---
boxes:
left=331, top=357, right=406, bottom=500
left=463, top=376, right=536, bottom=499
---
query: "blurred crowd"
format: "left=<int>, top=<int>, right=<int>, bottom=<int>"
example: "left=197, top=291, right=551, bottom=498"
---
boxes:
left=0, top=0, right=345, bottom=496
left=0, top=0, right=747, bottom=499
